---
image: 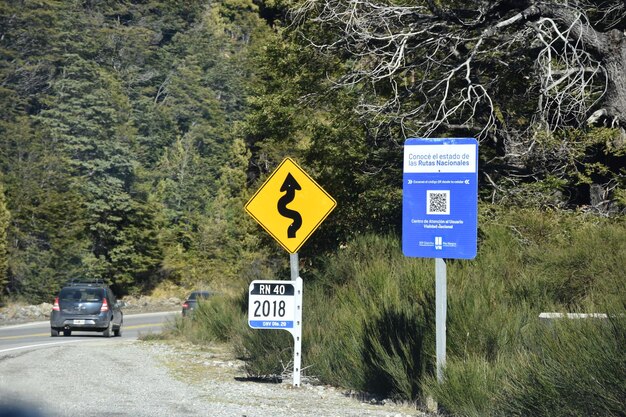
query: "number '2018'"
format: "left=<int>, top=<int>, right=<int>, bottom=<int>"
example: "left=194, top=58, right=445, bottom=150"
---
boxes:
left=253, top=300, right=286, bottom=317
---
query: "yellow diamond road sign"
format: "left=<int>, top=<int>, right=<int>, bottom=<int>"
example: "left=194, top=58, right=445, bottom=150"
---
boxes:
left=245, top=158, right=337, bottom=253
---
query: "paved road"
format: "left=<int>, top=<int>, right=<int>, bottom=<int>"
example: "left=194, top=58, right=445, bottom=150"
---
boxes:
left=0, top=311, right=178, bottom=354
left=0, top=311, right=425, bottom=417
left=0, top=311, right=183, bottom=417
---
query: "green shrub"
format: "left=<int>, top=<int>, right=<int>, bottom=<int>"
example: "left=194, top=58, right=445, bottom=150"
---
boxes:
left=422, top=355, right=509, bottom=417
left=182, top=206, right=625, bottom=416
left=498, top=312, right=626, bottom=417
left=361, top=299, right=434, bottom=399
left=234, top=327, right=294, bottom=381
left=193, top=294, right=246, bottom=342
left=302, top=234, right=436, bottom=397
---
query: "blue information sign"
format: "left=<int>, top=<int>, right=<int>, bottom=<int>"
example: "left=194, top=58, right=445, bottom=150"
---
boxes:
left=402, top=138, right=478, bottom=259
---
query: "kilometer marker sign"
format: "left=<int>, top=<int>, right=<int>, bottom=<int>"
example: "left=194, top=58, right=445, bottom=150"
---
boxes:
left=248, top=279, right=301, bottom=330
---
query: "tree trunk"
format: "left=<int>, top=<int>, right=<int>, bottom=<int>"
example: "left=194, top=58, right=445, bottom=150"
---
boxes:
left=530, top=4, right=626, bottom=129
left=601, top=29, right=626, bottom=128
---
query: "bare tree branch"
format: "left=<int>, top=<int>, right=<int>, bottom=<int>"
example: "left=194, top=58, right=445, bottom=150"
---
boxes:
left=291, top=0, right=626, bottom=139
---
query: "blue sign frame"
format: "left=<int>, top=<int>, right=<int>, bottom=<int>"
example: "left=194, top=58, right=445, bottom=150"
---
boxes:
left=402, top=138, right=478, bottom=259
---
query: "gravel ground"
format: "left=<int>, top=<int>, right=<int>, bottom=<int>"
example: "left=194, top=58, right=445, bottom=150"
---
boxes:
left=0, top=338, right=432, bottom=417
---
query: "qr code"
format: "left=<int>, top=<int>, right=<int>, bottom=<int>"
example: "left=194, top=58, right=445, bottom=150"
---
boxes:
left=427, top=190, right=450, bottom=215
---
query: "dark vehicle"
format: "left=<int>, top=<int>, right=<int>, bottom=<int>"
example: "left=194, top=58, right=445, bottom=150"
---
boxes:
left=181, top=291, right=214, bottom=317
left=50, top=280, right=123, bottom=337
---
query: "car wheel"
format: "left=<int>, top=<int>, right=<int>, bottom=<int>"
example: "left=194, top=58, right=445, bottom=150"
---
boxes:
left=114, top=322, right=122, bottom=337
left=63, top=329, right=72, bottom=336
left=103, top=321, right=113, bottom=338
left=51, top=328, right=59, bottom=337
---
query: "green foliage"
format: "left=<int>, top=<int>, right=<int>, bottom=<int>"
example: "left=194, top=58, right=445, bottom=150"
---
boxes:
left=35, top=54, right=162, bottom=293
left=192, top=295, right=247, bottom=342
left=166, top=295, right=249, bottom=345
left=361, top=301, right=434, bottom=399
left=529, top=128, right=623, bottom=183
left=144, top=0, right=272, bottom=290
left=425, top=208, right=626, bottom=416
left=235, top=327, right=294, bottom=380
left=422, top=356, right=508, bottom=417
left=0, top=114, right=89, bottom=302
left=498, top=316, right=626, bottom=417
left=194, top=138, right=264, bottom=288
left=301, top=234, right=435, bottom=396
left=425, top=315, right=626, bottom=417
left=180, top=207, right=625, bottom=416
left=487, top=127, right=626, bottom=213
left=243, top=27, right=404, bottom=258
left=0, top=0, right=268, bottom=299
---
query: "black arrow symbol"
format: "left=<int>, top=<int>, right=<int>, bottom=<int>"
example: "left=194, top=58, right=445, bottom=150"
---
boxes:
left=277, top=173, right=302, bottom=238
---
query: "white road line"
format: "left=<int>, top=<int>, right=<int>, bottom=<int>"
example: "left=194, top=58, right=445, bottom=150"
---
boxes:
left=0, top=310, right=179, bottom=330
left=0, top=321, right=45, bottom=330
left=0, top=339, right=90, bottom=354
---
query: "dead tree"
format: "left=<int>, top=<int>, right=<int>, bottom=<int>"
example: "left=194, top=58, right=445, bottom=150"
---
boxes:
left=292, top=0, right=625, bottom=136
left=291, top=0, right=626, bottom=210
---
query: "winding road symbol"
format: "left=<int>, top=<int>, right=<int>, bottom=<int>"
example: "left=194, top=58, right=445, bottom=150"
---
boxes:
left=244, top=157, right=336, bottom=253
left=278, top=173, right=302, bottom=238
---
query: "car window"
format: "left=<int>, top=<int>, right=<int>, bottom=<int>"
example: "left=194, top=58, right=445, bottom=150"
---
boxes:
left=84, top=290, right=102, bottom=302
left=59, top=288, right=104, bottom=302
left=107, top=289, right=116, bottom=304
left=189, top=291, right=211, bottom=300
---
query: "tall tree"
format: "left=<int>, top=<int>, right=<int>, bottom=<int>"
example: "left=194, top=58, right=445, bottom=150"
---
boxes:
left=243, top=6, right=406, bottom=254
left=292, top=0, right=626, bottom=135
left=198, top=138, right=261, bottom=284
left=147, top=0, right=275, bottom=285
left=0, top=114, right=88, bottom=301
left=0, top=1, right=89, bottom=301
left=37, top=54, right=161, bottom=291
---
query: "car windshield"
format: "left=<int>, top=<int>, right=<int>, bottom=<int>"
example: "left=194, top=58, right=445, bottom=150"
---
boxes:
left=59, top=288, right=104, bottom=302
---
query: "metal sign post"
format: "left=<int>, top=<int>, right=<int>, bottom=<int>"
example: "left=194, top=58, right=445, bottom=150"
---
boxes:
left=435, top=258, right=447, bottom=383
left=402, top=138, right=478, bottom=387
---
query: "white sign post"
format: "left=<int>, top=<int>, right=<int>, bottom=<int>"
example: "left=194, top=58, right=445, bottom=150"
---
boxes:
left=248, top=275, right=303, bottom=387
left=290, top=253, right=302, bottom=386
left=435, top=258, right=447, bottom=382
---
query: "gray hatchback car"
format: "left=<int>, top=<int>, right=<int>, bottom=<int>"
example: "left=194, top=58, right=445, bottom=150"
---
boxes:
left=50, top=281, right=123, bottom=337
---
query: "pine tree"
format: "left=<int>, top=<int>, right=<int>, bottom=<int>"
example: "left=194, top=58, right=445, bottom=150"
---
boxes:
left=37, top=55, right=161, bottom=292
left=199, top=138, right=261, bottom=284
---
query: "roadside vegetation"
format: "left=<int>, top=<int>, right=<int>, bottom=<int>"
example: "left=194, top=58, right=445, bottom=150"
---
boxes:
left=172, top=206, right=626, bottom=416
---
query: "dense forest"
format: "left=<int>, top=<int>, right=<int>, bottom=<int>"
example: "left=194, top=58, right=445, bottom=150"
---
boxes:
left=1, top=0, right=625, bottom=303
